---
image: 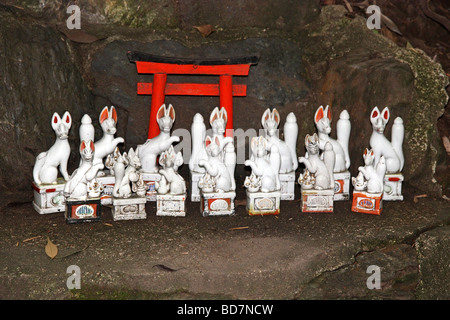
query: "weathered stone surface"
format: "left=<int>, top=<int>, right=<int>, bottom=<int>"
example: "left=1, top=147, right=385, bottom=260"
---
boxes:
left=296, top=244, right=419, bottom=300
left=12, top=0, right=320, bottom=31
left=0, top=6, right=95, bottom=190
left=415, top=225, right=450, bottom=299
left=301, top=6, right=449, bottom=196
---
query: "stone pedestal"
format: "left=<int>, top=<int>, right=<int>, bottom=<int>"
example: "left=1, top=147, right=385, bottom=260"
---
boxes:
left=32, top=180, right=66, bottom=214
left=301, top=188, right=334, bottom=213
left=112, top=196, right=147, bottom=221
left=65, top=197, right=101, bottom=223
left=96, top=175, right=115, bottom=205
left=190, top=171, right=203, bottom=202
left=333, top=171, right=350, bottom=201
left=246, top=190, right=280, bottom=216
left=383, top=173, right=404, bottom=201
left=352, top=191, right=383, bottom=215
left=201, top=191, right=235, bottom=217
left=280, top=172, right=295, bottom=200
left=156, top=193, right=186, bottom=217
left=141, top=172, right=161, bottom=201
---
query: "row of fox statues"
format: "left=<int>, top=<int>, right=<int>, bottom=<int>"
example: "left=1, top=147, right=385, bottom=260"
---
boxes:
left=32, top=103, right=404, bottom=222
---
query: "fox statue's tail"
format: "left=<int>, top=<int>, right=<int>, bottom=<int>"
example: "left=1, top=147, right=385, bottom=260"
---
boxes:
left=391, top=117, right=404, bottom=172
left=33, top=152, right=47, bottom=184
left=283, top=112, right=298, bottom=171
left=336, top=110, right=351, bottom=170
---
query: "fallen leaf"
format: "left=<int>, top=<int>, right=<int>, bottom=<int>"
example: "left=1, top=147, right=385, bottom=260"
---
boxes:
left=193, top=24, right=215, bottom=38
left=103, top=223, right=113, bottom=227
left=55, top=243, right=90, bottom=260
left=45, top=237, right=58, bottom=259
left=381, top=13, right=402, bottom=35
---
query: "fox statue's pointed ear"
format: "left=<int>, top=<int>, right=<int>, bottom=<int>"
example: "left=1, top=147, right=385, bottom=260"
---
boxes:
left=220, top=107, right=228, bottom=124
left=210, top=107, right=220, bottom=125
left=315, top=106, right=324, bottom=124
left=167, top=104, right=175, bottom=121
left=371, top=106, right=380, bottom=119
left=90, top=140, right=95, bottom=151
left=325, top=105, right=331, bottom=121
left=205, top=136, right=212, bottom=147
left=62, top=111, right=72, bottom=127
left=157, top=104, right=166, bottom=120
left=51, top=112, right=61, bottom=130
left=261, top=108, right=271, bottom=128
left=80, top=140, right=86, bottom=152
left=272, top=108, right=280, bottom=125
left=100, top=106, right=109, bottom=124
left=215, top=136, right=220, bottom=146
left=381, top=107, right=390, bottom=122
left=110, top=106, right=118, bottom=123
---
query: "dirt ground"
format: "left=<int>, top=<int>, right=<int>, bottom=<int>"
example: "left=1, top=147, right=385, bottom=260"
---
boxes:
left=1, top=168, right=449, bottom=300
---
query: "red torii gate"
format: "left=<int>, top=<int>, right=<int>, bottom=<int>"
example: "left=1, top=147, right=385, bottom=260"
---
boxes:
left=127, top=51, right=259, bottom=139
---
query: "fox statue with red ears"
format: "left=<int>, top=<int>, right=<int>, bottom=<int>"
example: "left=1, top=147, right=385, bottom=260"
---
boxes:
left=33, top=111, right=72, bottom=185
left=93, top=106, right=125, bottom=176
left=64, top=140, right=104, bottom=200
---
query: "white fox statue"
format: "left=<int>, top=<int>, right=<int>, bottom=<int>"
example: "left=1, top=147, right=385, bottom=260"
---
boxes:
left=314, top=105, right=351, bottom=172
left=93, top=106, right=124, bottom=176
left=113, top=148, right=141, bottom=198
left=190, top=107, right=236, bottom=190
left=298, top=133, right=335, bottom=190
left=33, top=111, right=72, bottom=185
left=244, top=136, right=281, bottom=193
left=261, top=108, right=298, bottom=174
left=198, top=135, right=234, bottom=193
left=369, top=106, right=404, bottom=174
left=356, top=148, right=387, bottom=194
left=156, top=145, right=186, bottom=195
left=64, top=140, right=104, bottom=200
left=138, top=104, right=180, bottom=173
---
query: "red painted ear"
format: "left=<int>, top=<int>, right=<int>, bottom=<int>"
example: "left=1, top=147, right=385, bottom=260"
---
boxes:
left=364, top=148, right=368, bottom=155
left=80, top=141, right=86, bottom=152
left=370, top=150, right=374, bottom=156
left=111, top=107, right=117, bottom=123
left=272, top=109, right=280, bottom=125
left=53, top=115, right=59, bottom=124
left=215, top=136, right=220, bottom=146
left=100, top=107, right=109, bottom=124
left=157, top=104, right=166, bottom=120
left=205, top=136, right=212, bottom=147
left=90, top=140, right=95, bottom=151
left=326, top=106, right=332, bottom=121
left=220, top=107, right=228, bottom=123
left=371, top=109, right=378, bottom=118
left=168, top=104, right=175, bottom=120
left=65, top=115, right=71, bottom=123
left=382, top=108, right=389, bottom=120
left=315, top=106, right=324, bottom=123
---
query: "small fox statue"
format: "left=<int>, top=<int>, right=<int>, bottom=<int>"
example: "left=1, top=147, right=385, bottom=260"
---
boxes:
left=261, top=108, right=298, bottom=174
left=314, top=105, right=351, bottom=173
left=357, top=148, right=386, bottom=194
left=138, top=104, right=180, bottom=173
left=369, top=106, right=404, bottom=174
